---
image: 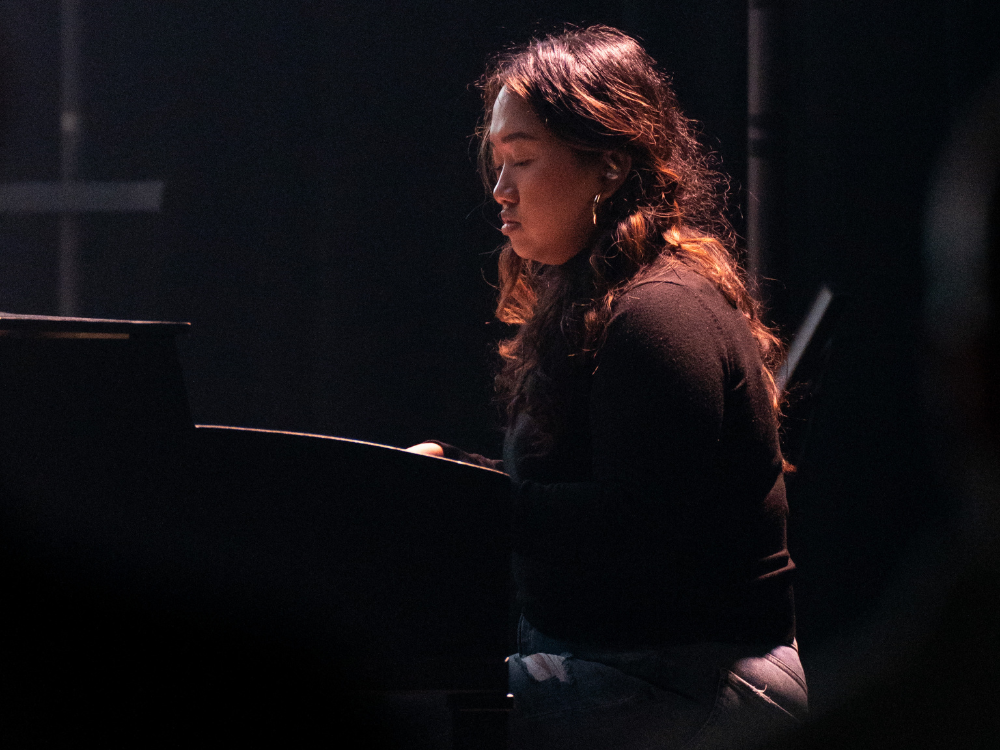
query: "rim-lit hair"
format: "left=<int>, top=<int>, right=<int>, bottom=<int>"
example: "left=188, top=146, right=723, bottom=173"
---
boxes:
left=477, top=26, right=783, bottom=448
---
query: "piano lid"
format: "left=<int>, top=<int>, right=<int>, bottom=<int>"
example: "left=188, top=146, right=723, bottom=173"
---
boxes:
left=0, top=311, right=190, bottom=337
left=0, top=312, right=194, bottom=436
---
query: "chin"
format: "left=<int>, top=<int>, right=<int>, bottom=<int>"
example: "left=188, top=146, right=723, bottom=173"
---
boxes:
left=510, top=237, right=581, bottom=265
left=510, top=242, right=539, bottom=262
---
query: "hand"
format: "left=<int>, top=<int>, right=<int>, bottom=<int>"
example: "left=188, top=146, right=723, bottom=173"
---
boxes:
left=405, top=442, right=445, bottom=457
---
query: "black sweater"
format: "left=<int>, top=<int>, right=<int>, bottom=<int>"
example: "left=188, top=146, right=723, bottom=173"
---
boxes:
left=443, top=266, right=795, bottom=647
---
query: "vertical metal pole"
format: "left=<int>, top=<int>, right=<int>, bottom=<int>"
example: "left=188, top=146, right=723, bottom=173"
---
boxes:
left=747, top=0, right=778, bottom=288
left=58, top=0, right=81, bottom=316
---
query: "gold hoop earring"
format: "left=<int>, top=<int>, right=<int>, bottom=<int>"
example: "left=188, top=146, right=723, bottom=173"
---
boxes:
left=593, top=193, right=602, bottom=226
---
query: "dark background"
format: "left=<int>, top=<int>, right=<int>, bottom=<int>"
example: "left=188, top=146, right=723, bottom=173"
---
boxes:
left=1, top=0, right=999, bottom=718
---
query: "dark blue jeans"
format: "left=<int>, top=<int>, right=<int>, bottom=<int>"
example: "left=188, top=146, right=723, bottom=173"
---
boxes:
left=507, top=617, right=808, bottom=749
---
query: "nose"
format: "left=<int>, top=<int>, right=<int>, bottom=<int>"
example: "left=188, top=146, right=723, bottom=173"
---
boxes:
left=493, top=167, right=516, bottom=205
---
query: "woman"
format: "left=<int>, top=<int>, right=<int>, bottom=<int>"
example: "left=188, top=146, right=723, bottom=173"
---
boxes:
left=410, top=25, right=806, bottom=749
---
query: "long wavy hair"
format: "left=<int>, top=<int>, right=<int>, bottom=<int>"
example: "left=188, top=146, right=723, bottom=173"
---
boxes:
left=477, top=26, right=783, bottom=451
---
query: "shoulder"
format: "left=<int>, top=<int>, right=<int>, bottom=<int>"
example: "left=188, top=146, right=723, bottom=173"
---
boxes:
left=605, top=267, right=732, bottom=358
left=597, top=267, right=733, bottom=390
left=614, top=265, right=729, bottom=315
left=591, top=267, right=730, bottom=445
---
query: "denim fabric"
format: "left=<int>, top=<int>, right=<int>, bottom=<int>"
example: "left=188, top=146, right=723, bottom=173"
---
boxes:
left=508, top=618, right=807, bottom=750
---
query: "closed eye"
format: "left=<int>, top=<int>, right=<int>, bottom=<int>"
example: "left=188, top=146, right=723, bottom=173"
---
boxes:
left=491, top=159, right=533, bottom=183
left=495, top=159, right=532, bottom=172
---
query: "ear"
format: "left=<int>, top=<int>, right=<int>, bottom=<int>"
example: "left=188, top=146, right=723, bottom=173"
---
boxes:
left=599, top=151, right=632, bottom=197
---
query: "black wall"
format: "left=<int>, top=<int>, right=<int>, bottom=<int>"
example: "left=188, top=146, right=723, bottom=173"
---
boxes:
left=1, top=0, right=999, bottom=718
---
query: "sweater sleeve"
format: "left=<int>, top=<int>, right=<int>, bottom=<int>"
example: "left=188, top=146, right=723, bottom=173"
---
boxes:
left=509, top=278, right=793, bottom=644
left=511, top=280, right=730, bottom=560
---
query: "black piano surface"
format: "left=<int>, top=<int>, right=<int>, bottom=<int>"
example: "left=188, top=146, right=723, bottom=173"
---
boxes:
left=0, top=314, right=512, bottom=746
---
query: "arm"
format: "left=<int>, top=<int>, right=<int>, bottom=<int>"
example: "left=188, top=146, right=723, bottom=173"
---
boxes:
left=512, top=282, right=729, bottom=555
left=511, top=279, right=794, bottom=643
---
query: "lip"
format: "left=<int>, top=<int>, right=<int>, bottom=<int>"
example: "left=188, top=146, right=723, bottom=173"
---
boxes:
left=500, top=213, right=521, bottom=234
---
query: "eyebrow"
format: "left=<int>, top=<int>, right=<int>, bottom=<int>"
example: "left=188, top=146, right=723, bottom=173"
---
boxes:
left=492, top=131, right=539, bottom=145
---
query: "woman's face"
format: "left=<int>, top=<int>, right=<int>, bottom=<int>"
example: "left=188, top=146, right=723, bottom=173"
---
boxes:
left=488, top=87, right=606, bottom=265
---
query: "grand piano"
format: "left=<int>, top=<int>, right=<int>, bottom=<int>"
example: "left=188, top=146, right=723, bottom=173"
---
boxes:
left=0, top=314, right=513, bottom=747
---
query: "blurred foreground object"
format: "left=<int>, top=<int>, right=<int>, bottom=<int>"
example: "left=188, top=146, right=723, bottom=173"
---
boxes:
left=772, top=67, right=1000, bottom=750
